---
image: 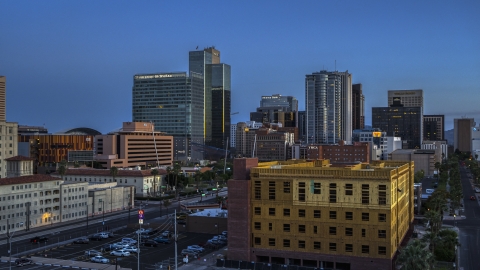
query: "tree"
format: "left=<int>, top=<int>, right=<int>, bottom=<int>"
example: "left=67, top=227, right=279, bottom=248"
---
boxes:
left=110, top=166, right=118, bottom=184
left=151, top=169, right=159, bottom=197
left=173, top=163, right=182, bottom=201
left=414, top=170, right=425, bottom=183
left=58, top=165, right=66, bottom=180
left=434, top=229, right=459, bottom=262
left=397, top=239, right=434, bottom=270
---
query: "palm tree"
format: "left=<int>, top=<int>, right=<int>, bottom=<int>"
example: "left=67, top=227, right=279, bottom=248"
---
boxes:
left=110, top=166, right=118, bottom=184
left=397, top=239, right=434, bottom=270
left=166, top=166, right=172, bottom=191
left=173, top=163, right=182, bottom=202
left=151, top=169, right=159, bottom=197
left=58, top=165, right=66, bottom=180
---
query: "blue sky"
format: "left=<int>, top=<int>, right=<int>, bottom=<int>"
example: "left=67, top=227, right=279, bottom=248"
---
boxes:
left=1, top=1, right=479, bottom=133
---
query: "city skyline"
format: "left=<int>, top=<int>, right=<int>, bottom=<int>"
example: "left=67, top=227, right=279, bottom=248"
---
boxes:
left=1, top=1, right=479, bottom=133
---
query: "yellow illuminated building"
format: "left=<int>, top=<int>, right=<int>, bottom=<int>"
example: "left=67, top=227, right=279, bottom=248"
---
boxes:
left=247, top=159, right=414, bottom=270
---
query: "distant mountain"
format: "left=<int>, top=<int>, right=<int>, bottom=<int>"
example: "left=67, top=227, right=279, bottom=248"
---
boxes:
left=444, top=129, right=454, bottom=146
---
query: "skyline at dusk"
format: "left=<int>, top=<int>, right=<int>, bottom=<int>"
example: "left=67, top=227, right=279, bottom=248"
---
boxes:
left=1, top=1, right=479, bottom=133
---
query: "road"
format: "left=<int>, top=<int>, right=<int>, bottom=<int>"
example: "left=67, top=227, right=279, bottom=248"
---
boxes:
left=0, top=191, right=227, bottom=269
left=443, top=165, right=480, bottom=270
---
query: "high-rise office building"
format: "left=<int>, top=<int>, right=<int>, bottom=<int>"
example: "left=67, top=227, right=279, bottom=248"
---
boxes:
left=305, top=70, right=352, bottom=144
left=189, top=47, right=231, bottom=150
left=454, top=118, right=475, bottom=153
left=387, top=89, right=423, bottom=109
left=260, top=94, right=298, bottom=112
left=132, top=72, right=204, bottom=161
left=423, top=115, right=444, bottom=141
left=0, top=76, right=5, bottom=122
left=372, top=106, right=423, bottom=149
left=352, top=84, right=365, bottom=130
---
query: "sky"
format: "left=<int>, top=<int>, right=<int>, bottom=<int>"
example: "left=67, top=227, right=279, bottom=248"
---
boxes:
left=1, top=1, right=479, bottom=133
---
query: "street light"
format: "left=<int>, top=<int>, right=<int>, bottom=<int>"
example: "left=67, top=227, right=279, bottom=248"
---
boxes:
left=454, top=214, right=456, bottom=228
left=6, top=220, right=23, bottom=270
left=99, top=199, right=105, bottom=230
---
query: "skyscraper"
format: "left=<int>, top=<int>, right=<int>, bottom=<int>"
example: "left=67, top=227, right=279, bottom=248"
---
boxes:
left=454, top=118, right=475, bottom=152
left=260, top=94, right=298, bottom=112
left=132, top=72, right=204, bottom=161
left=387, top=89, right=423, bottom=108
left=305, top=70, right=352, bottom=144
left=423, top=115, right=444, bottom=141
left=0, top=76, right=5, bottom=122
left=352, top=84, right=365, bottom=130
left=189, top=47, right=231, bottom=150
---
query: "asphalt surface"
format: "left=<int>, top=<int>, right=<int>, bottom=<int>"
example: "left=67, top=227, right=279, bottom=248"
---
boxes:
left=442, top=164, right=480, bottom=270
left=0, top=192, right=227, bottom=270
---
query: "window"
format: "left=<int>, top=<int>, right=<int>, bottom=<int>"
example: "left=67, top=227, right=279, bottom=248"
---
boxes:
left=254, top=207, right=261, bottom=215
left=362, top=212, right=369, bottom=221
left=254, top=181, right=261, bottom=200
left=314, top=210, right=321, bottom=218
left=268, top=238, right=275, bottom=247
left=362, top=229, right=366, bottom=237
left=362, top=184, right=369, bottom=204
left=378, top=246, right=386, bottom=255
left=378, top=230, right=386, bottom=238
left=283, top=181, right=290, bottom=193
left=283, top=208, right=290, bottom=217
left=329, top=211, right=336, bottom=219
left=283, top=239, right=290, bottom=248
left=298, top=225, right=305, bottom=233
left=298, top=209, right=305, bottom=217
left=329, top=227, right=336, bottom=235
left=314, top=182, right=321, bottom=194
left=254, top=222, right=261, bottom=230
left=329, top=183, right=337, bottom=203
left=379, top=213, right=387, bottom=222
left=314, top=241, right=321, bottom=250
left=329, top=243, right=336, bottom=251
left=362, top=245, right=369, bottom=254
left=345, top=244, right=353, bottom=252
left=345, top=183, right=353, bottom=195
left=313, top=225, right=318, bottom=234
left=269, top=181, right=276, bottom=200
left=345, top=228, right=353, bottom=236
left=379, top=185, right=387, bottom=205
left=298, top=240, right=305, bottom=249
left=269, top=223, right=272, bottom=231
left=254, top=237, right=261, bottom=245
left=269, top=208, right=276, bottom=216
left=345, top=212, right=353, bottom=220
left=298, top=182, right=305, bottom=202
left=283, top=224, right=290, bottom=232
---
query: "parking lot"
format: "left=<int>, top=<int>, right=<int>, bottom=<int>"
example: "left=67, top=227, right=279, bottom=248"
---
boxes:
left=24, top=219, right=222, bottom=269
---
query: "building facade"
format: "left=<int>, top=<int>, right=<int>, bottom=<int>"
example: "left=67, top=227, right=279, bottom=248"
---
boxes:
left=352, top=84, right=365, bottom=131
left=228, top=158, right=414, bottom=270
left=0, top=122, right=18, bottom=178
left=454, top=118, right=475, bottom=153
left=94, top=122, right=173, bottom=169
left=0, top=76, right=5, bottom=122
left=372, top=107, right=423, bottom=149
left=423, top=115, right=444, bottom=141
left=353, top=129, right=402, bottom=160
left=387, top=89, right=423, bottom=108
left=305, top=70, right=352, bottom=144
left=132, top=72, right=204, bottom=161
left=389, top=149, right=437, bottom=176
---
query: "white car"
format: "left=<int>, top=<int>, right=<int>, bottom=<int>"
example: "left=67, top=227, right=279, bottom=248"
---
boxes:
left=121, top=238, right=137, bottom=245
left=98, top=232, right=109, bottom=239
left=91, top=256, right=109, bottom=264
left=162, top=231, right=171, bottom=237
left=475, top=187, right=480, bottom=193
left=112, top=242, right=131, bottom=249
left=187, top=245, right=204, bottom=253
left=110, top=249, right=131, bottom=257
left=123, top=246, right=139, bottom=253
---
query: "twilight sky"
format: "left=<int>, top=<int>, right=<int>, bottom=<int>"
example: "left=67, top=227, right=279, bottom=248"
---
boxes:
left=1, top=1, right=479, bottom=133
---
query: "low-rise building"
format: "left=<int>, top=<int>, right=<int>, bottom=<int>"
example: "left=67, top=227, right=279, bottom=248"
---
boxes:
left=389, top=149, right=437, bottom=176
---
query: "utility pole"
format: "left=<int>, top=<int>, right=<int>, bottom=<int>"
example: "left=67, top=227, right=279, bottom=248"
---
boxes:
left=86, top=204, right=89, bottom=229
left=174, top=209, right=178, bottom=270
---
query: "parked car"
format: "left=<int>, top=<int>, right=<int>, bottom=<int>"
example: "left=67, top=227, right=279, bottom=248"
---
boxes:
left=470, top=195, right=476, bottom=201
left=181, top=249, right=198, bottom=258
left=15, top=258, right=33, bottom=266
left=89, top=234, right=103, bottom=241
left=161, top=231, right=171, bottom=237
left=121, top=238, right=137, bottom=244
left=110, top=249, right=131, bottom=257
left=73, top=237, right=89, bottom=244
left=30, top=236, right=48, bottom=244
left=90, top=255, right=109, bottom=264
left=187, top=245, right=205, bottom=253
left=136, top=228, right=151, bottom=234
left=101, top=244, right=115, bottom=252
left=475, top=187, right=480, bottom=193
left=221, top=231, right=227, bottom=236
left=141, top=239, right=158, bottom=247
left=178, top=220, right=186, bottom=225
left=107, top=231, right=115, bottom=238
left=123, top=246, right=139, bottom=253
left=217, top=235, right=227, bottom=241
left=84, top=250, right=102, bottom=257
left=153, top=237, right=170, bottom=244
left=112, top=242, right=131, bottom=249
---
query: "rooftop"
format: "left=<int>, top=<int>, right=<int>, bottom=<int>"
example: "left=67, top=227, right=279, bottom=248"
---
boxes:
left=62, top=168, right=167, bottom=177
left=0, top=174, right=61, bottom=186
left=5, top=155, right=34, bottom=161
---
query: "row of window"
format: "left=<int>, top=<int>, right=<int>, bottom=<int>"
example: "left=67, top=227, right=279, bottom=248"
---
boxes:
left=254, top=207, right=387, bottom=222
left=69, top=177, right=142, bottom=183
left=253, top=238, right=387, bottom=255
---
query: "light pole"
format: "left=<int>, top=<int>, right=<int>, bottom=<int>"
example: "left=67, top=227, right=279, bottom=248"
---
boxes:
left=100, top=199, right=105, bottom=229
left=454, top=214, right=456, bottom=228
left=7, top=220, right=23, bottom=270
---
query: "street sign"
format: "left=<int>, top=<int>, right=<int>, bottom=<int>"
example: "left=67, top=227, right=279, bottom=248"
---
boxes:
left=139, top=219, right=143, bottom=224
left=138, top=209, right=144, bottom=219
